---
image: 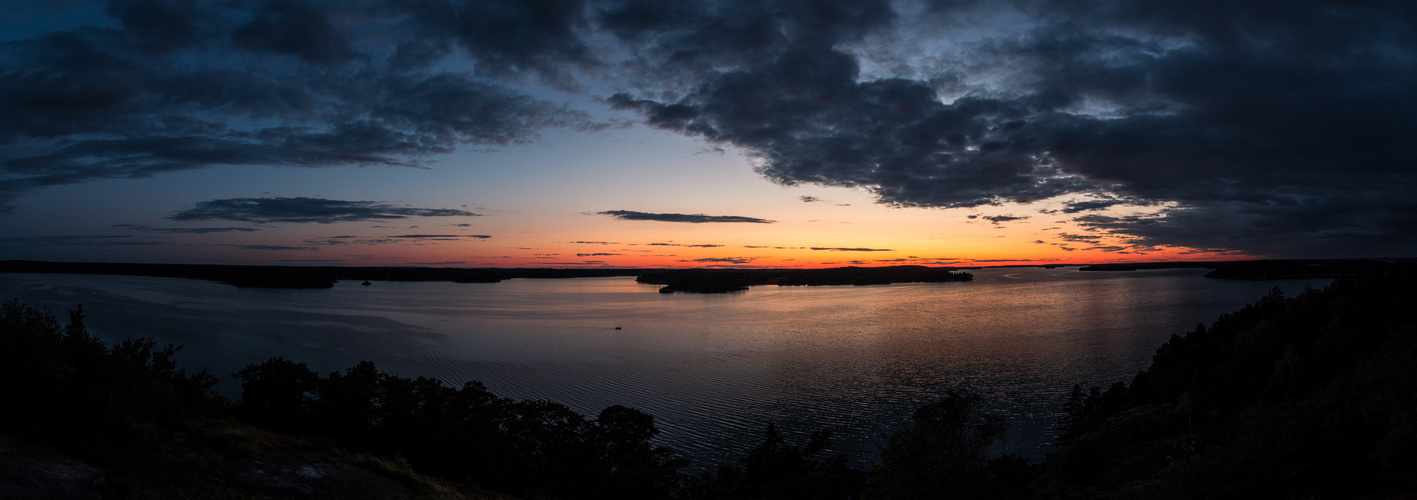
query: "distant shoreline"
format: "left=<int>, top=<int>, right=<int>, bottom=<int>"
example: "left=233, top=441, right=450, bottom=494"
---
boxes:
left=0, top=260, right=969, bottom=292
left=2, top=258, right=1404, bottom=291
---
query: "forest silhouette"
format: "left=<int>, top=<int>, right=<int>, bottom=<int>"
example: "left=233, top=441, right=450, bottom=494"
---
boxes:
left=3, top=264, right=1416, bottom=498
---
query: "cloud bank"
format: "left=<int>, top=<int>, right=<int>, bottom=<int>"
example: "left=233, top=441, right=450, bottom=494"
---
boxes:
left=170, top=197, right=478, bottom=224
left=0, top=0, right=599, bottom=208
left=4, top=0, right=1415, bottom=256
left=598, top=210, right=776, bottom=224
left=602, top=0, right=1417, bottom=256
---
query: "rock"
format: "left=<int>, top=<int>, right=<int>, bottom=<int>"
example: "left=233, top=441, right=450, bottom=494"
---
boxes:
left=0, top=432, right=103, bottom=500
left=207, top=448, right=411, bottom=499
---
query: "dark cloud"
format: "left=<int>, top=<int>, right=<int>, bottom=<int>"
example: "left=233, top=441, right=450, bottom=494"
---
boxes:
left=218, top=244, right=315, bottom=251
left=0, top=1, right=599, bottom=208
left=982, top=215, right=1028, bottom=225
left=1087, top=246, right=1128, bottom=253
left=403, top=0, right=594, bottom=84
left=308, top=237, right=398, bottom=245
left=577, top=252, right=620, bottom=256
left=6, top=0, right=1415, bottom=257
left=595, top=0, right=895, bottom=88
left=810, top=247, right=893, bottom=252
left=1057, top=233, right=1103, bottom=244
left=0, top=234, right=161, bottom=248
left=680, top=257, right=755, bottom=264
left=598, top=210, right=775, bottom=223
left=113, top=224, right=258, bottom=234
left=388, top=234, right=492, bottom=239
left=607, top=48, right=1091, bottom=208
left=271, top=258, right=347, bottom=264
left=607, top=0, right=1417, bottom=256
left=648, top=242, right=722, bottom=247
left=800, top=196, right=822, bottom=203
left=1048, top=195, right=1156, bottom=214
left=231, top=0, right=352, bottom=63
left=169, top=197, right=478, bottom=224
left=1073, top=199, right=1417, bottom=258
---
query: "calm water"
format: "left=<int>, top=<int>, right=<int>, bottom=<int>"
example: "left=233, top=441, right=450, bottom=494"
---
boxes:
left=0, top=267, right=1329, bottom=468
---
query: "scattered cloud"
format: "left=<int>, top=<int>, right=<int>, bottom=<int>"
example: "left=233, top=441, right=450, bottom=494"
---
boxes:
left=0, top=235, right=161, bottom=248
left=982, top=215, right=1028, bottom=225
left=810, top=247, right=893, bottom=252
left=680, top=257, right=756, bottom=264
left=4, top=0, right=1413, bottom=256
left=648, top=242, right=723, bottom=247
left=597, top=210, right=775, bottom=224
left=577, top=252, right=620, bottom=257
left=1057, top=233, right=1104, bottom=244
left=113, top=224, right=258, bottom=234
left=218, top=244, right=315, bottom=251
left=170, top=197, right=478, bottom=224
left=307, top=234, right=488, bottom=245
left=1044, top=195, right=1157, bottom=215
left=388, top=234, right=492, bottom=239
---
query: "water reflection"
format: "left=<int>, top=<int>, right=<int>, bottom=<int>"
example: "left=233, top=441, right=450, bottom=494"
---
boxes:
left=0, top=267, right=1329, bottom=468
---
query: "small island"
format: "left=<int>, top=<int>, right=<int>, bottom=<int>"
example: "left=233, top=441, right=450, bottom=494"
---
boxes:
left=639, top=265, right=973, bottom=293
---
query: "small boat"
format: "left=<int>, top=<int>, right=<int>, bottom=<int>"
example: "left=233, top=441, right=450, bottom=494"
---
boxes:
left=362, top=280, right=372, bottom=286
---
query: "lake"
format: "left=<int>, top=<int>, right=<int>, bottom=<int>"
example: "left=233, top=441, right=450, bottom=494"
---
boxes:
left=0, top=267, right=1330, bottom=468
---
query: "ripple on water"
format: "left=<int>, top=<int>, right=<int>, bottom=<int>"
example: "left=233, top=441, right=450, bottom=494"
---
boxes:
left=0, top=270, right=1332, bottom=470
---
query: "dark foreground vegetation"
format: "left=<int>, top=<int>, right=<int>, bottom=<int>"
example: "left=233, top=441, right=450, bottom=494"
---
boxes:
left=3, top=264, right=1416, bottom=498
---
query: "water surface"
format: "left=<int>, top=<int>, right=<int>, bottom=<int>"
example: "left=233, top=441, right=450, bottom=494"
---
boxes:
left=0, top=267, right=1329, bottom=467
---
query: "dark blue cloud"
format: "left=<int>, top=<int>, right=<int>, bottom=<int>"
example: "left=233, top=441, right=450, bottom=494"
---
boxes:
left=218, top=244, right=316, bottom=251
left=4, top=0, right=1415, bottom=257
left=598, top=210, right=776, bottom=223
left=388, top=234, right=493, bottom=239
left=169, top=197, right=478, bottom=224
left=0, top=0, right=599, bottom=208
left=606, top=0, right=1417, bottom=256
left=113, top=224, right=258, bottom=234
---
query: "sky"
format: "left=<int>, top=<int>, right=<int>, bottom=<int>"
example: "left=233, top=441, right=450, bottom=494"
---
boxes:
left=1, top=0, right=1414, bottom=268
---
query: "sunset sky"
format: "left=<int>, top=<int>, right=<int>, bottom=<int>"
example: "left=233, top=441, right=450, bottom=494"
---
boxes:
left=2, top=0, right=1414, bottom=268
